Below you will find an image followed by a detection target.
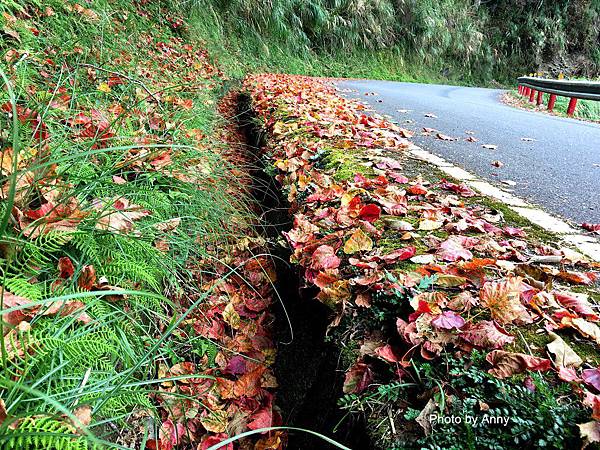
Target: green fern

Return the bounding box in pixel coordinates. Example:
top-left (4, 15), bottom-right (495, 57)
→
top-left (2, 276), bottom-right (44, 300)
top-left (0, 416), bottom-right (92, 450)
top-left (11, 232), bottom-right (72, 276)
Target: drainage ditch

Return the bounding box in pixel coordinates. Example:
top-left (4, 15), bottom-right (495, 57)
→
top-left (236, 92), bottom-right (371, 449)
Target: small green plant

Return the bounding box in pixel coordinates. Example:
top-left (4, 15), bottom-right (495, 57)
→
top-left (407, 353), bottom-right (586, 450)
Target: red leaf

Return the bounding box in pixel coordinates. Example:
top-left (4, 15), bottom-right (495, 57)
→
top-left (460, 320), bottom-right (514, 349)
top-left (375, 344), bottom-right (400, 362)
top-left (440, 179), bottom-right (476, 197)
top-left (381, 246), bottom-right (416, 263)
top-left (57, 257), bottom-right (75, 279)
top-left (358, 204), bottom-right (381, 223)
top-left (248, 407), bottom-right (273, 430)
top-left (407, 184), bottom-right (428, 195)
top-left (198, 434), bottom-right (234, 450)
top-left (504, 226), bottom-right (526, 237)
top-left (24, 203), bottom-right (54, 220)
top-left (554, 291), bottom-right (599, 320)
top-left (558, 366), bottom-right (581, 382)
top-left (436, 237), bottom-right (473, 262)
top-left (343, 362), bottom-right (373, 394)
top-left (582, 223), bottom-right (600, 233)
top-left (77, 265), bottom-right (96, 291)
top-left (311, 245), bottom-right (340, 270)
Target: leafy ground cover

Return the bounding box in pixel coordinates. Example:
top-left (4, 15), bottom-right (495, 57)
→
top-left (244, 73), bottom-right (600, 449)
top-left (0, 1), bottom-right (282, 449)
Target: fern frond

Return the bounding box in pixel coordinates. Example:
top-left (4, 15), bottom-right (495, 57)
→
top-left (0, 416), bottom-right (91, 450)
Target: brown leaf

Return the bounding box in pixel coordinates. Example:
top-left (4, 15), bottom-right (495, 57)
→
top-left (1, 289), bottom-right (31, 329)
top-left (479, 277), bottom-right (532, 324)
top-left (0, 398), bottom-right (6, 426)
top-left (73, 405), bottom-right (92, 428)
top-left (486, 350), bottom-right (552, 378)
top-left (94, 197), bottom-right (149, 232)
top-left (77, 265), bottom-right (96, 291)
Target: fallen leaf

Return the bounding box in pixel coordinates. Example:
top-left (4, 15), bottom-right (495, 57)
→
top-left (375, 344), bottom-right (400, 362)
top-left (480, 277), bottom-right (532, 324)
top-left (416, 399), bottom-right (437, 435)
top-left (486, 350), bottom-right (552, 378)
top-left (73, 405), bottom-right (92, 428)
top-left (311, 245), bottom-right (341, 270)
top-left (97, 82), bottom-right (111, 93)
top-left (583, 368), bottom-right (600, 392)
top-left (0, 399), bottom-right (6, 426)
top-left (579, 421), bottom-right (600, 447)
top-left (431, 311), bottom-right (466, 330)
top-left (436, 133), bottom-right (456, 141)
top-left (460, 320), bottom-right (514, 349)
top-left (343, 361), bottom-right (373, 394)
top-left (358, 204), bottom-right (381, 222)
top-left (546, 332), bottom-right (583, 368)
top-left (436, 236), bottom-right (473, 262)
top-left (57, 257), bottom-right (75, 279)
top-left (419, 219), bottom-right (443, 231)
top-left (582, 223), bottom-right (600, 233)
top-left (344, 229), bottom-right (373, 254)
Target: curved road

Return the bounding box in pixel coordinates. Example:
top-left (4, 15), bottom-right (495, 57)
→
top-left (336, 79), bottom-right (600, 224)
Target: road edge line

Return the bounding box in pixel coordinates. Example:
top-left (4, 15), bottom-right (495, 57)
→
top-left (408, 147), bottom-right (600, 262)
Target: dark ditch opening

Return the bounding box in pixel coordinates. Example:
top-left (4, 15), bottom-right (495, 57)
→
top-left (236, 92), bottom-right (371, 450)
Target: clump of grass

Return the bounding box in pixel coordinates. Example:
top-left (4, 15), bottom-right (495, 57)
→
top-left (0, 0), bottom-right (256, 447)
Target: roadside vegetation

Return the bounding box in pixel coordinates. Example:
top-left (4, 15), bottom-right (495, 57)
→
top-left (0, 1), bottom-right (279, 449)
top-left (505, 90), bottom-right (600, 122)
top-left (188, 0), bottom-right (600, 85)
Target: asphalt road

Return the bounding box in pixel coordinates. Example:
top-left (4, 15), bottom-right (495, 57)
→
top-left (336, 79), bottom-right (600, 224)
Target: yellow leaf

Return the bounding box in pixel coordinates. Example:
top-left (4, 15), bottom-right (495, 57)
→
top-left (97, 82), bottom-right (111, 93)
top-left (222, 302), bottom-right (240, 329)
top-left (344, 229), bottom-right (373, 254)
top-left (200, 409), bottom-right (228, 433)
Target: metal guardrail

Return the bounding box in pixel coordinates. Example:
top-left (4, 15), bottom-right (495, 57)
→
top-left (516, 75), bottom-right (600, 116)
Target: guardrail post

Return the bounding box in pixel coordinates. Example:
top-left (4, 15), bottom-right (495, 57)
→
top-left (536, 90), bottom-right (543, 106)
top-left (529, 89), bottom-right (536, 103)
top-left (567, 97), bottom-right (578, 116)
top-left (547, 94), bottom-right (557, 112)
